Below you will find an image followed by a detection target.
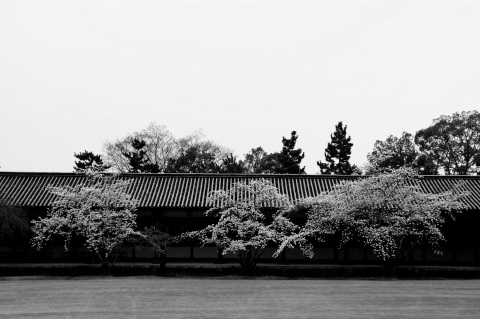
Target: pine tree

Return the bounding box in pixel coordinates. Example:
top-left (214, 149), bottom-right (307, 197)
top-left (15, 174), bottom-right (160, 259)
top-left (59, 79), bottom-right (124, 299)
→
top-left (317, 122), bottom-right (358, 175)
top-left (261, 131), bottom-right (305, 174)
top-left (122, 139), bottom-right (160, 173)
top-left (74, 151), bottom-right (110, 172)
top-left (280, 131), bottom-right (306, 174)
top-left (220, 154), bottom-right (246, 173)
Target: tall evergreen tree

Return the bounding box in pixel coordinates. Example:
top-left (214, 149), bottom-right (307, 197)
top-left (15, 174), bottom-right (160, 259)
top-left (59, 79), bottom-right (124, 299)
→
top-left (74, 151), bottom-right (110, 172)
top-left (261, 131), bottom-right (305, 174)
top-left (318, 122), bottom-right (358, 175)
top-left (280, 131), bottom-right (306, 174)
top-left (122, 139), bottom-right (160, 173)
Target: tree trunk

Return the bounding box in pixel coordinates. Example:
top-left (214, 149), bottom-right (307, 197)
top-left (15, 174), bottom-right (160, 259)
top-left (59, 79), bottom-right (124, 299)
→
top-left (382, 259), bottom-right (398, 277)
top-left (238, 248), bottom-right (257, 276)
top-left (159, 252), bottom-right (167, 272)
top-left (98, 251), bottom-right (112, 276)
top-left (382, 249), bottom-right (407, 277)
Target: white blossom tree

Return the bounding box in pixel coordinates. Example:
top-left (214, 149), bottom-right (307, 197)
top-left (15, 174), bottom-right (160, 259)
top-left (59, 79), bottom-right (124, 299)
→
top-left (277, 168), bottom-right (466, 276)
top-left (31, 172), bottom-right (142, 274)
top-left (273, 194), bottom-right (340, 260)
top-left (186, 180), bottom-right (297, 274)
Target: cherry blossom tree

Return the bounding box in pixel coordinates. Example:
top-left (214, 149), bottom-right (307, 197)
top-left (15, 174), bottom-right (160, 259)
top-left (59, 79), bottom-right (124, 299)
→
top-left (273, 194), bottom-right (340, 260)
top-left (277, 168), bottom-right (466, 276)
top-left (31, 172), bottom-right (142, 274)
top-left (186, 180), bottom-right (297, 274)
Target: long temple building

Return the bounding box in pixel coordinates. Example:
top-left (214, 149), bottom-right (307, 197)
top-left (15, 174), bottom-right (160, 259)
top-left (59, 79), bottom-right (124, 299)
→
top-left (1, 172), bottom-right (479, 265)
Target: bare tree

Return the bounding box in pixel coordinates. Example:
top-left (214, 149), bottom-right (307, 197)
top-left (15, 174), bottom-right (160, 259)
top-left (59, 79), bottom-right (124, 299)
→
top-left (103, 123), bottom-right (176, 172)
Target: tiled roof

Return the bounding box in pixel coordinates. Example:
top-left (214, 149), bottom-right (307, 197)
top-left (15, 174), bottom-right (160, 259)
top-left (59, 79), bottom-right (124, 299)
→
top-left (0, 172), bottom-right (479, 209)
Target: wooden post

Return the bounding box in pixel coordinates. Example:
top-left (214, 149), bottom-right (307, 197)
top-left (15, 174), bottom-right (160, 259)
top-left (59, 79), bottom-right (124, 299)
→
top-left (334, 246), bottom-right (339, 261)
top-left (344, 246), bottom-right (349, 262)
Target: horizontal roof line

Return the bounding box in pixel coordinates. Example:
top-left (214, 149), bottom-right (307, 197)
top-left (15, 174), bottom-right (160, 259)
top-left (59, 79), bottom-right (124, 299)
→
top-left (1, 172), bottom-right (480, 209)
top-left (0, 172), bottom-right (359, 178)
top-left (1, 171), bottom-right (479, 179)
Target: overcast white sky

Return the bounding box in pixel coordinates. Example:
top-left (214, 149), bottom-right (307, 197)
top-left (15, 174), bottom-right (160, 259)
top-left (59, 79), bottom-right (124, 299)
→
top-left (1, 0), bottom-right (479, 174)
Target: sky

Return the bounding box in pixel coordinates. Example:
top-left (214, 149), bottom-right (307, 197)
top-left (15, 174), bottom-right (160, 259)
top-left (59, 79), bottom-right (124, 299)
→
top-left (1, 0), bottom-right (479, 174)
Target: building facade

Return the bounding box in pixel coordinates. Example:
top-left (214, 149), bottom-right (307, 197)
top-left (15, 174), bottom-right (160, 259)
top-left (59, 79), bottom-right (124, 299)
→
top-left (0, 172), bottom-right (479, 265)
